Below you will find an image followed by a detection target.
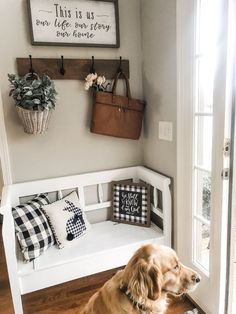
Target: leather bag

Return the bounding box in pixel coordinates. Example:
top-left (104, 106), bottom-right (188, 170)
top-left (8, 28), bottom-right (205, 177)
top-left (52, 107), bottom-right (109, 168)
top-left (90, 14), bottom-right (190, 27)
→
top-left (90, 72), bottom-right (145, 140)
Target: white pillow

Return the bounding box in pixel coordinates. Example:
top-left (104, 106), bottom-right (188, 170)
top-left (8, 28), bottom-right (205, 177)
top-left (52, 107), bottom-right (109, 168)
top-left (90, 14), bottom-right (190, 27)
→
top-left (42, 191), bottom-right (91, 249)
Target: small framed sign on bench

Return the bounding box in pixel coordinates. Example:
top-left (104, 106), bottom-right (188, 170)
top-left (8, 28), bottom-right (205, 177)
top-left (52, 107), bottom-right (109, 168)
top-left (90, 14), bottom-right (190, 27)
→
top-left (111, 181), bottom-right (151, 227)
top-left (27, 0), bottom-right (120, 47)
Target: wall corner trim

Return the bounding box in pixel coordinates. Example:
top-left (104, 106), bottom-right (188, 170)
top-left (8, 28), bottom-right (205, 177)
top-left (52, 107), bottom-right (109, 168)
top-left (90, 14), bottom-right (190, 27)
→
top-left (0, 90), bottom-right (12, 185)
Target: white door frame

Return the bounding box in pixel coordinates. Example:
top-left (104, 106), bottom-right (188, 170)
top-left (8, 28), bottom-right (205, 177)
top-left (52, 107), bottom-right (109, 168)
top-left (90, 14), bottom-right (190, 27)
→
top-left (225, 32), bottom-right (236, 311)
top-left (176, 0), bottom-right (195, 261)
top-left (225, 1), bottom-right (236, 311)
top-left (226, 87), bottom-right (236, 314)
top-left (0, 90), bottom-right (12, 187)
top-left (176, 0), bottom-right (231, 313)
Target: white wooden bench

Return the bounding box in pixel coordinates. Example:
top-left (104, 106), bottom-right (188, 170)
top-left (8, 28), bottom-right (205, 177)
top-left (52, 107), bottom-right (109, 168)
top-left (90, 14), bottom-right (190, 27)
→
top-left (1, 166), bottom-right (171, 314)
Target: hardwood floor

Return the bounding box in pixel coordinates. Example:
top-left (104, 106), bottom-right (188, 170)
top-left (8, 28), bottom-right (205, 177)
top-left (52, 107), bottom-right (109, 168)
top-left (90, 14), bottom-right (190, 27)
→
top-left (0, 225), bottom-right (198, 314)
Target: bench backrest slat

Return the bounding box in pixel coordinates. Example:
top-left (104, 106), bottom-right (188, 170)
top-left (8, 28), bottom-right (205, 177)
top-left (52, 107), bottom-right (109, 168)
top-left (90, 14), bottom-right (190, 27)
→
top-left (1, 166), bottom-right (171, 235)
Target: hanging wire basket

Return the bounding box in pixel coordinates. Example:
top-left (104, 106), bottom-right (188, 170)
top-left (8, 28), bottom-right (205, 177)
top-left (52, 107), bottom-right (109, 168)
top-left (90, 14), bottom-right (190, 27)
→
top-left (16, 106), bottom-right (52, 134)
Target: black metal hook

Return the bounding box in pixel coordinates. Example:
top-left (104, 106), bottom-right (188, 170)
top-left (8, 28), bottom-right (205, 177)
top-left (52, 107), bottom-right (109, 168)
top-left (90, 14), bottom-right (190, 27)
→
top-left (117, 56), bottom-right (122, 73)
top-left (90, 56), bottom-right (95, 74)
top-left (29, 55), bottom-right (34, 74)
top-left (60, 55), bottom-right (65, 75)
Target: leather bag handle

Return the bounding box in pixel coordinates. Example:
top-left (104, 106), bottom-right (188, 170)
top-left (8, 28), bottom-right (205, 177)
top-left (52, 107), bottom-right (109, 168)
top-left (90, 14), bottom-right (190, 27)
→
top-left (112, 71), bottom-right (132, 99)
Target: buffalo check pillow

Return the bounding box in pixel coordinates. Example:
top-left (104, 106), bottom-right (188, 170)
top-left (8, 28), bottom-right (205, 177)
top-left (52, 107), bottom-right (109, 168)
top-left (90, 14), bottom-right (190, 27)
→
top-left (41, 191), bottom-right (91, 249)
top-left (12, 194), bottom-right (54, 262)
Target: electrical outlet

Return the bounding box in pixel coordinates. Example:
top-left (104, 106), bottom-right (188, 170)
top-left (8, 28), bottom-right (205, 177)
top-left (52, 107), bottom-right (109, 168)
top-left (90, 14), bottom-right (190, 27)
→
top-left (158, 121), bottom-right (173, 141)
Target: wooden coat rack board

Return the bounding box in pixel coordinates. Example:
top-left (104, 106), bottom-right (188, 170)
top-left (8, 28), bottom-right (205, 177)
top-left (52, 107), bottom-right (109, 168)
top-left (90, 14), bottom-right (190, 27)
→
top-left (16, 58), bottom-right (129, 80)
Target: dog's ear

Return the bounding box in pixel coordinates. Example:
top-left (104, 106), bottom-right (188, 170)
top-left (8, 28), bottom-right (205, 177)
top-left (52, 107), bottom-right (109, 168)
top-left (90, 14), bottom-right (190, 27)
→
top-left (127, 259), bottom-right (163, 302)
top-left (147, 262), bottom-right (163, 300)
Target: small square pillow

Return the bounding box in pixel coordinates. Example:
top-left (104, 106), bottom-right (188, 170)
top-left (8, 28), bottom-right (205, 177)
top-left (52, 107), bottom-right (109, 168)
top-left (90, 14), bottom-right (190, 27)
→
top-left (12, 194), bottom-right (54, 262)
top-left (41, 191), bottom-right (91, 249)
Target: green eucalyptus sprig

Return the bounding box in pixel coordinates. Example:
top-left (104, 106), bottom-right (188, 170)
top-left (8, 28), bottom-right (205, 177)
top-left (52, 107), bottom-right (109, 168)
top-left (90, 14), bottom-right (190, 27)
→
top-left (8, 73), bottom-right (57, 111)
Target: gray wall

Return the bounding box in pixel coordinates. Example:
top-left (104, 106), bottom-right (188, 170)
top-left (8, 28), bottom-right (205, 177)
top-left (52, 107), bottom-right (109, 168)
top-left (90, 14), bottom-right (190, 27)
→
top-left (0, 0), bottom-right (178, 243)
top-left (0, 0), bottom-right (143, 183)
top-left (0, 164), bottom-right (3, 192)
top-left (141, 0), bottom-right (177, 244)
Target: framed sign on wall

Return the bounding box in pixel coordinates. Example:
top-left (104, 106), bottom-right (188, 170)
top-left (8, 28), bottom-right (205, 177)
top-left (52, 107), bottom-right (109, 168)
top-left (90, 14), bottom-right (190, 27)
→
top-left (27, 0), bottom-right (120, 48)
top-left (111, 181), bottom-right (151, 227)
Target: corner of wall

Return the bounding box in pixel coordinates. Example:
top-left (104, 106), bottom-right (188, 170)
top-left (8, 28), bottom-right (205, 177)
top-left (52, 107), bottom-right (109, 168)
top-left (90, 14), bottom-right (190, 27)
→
top-left (140, 0), bottom-right (178, 248)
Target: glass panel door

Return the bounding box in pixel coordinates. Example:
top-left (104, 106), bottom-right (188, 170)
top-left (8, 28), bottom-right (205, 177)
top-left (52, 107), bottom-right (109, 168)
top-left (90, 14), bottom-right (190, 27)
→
top-left (192, 0), bottom-right (217, 276)
top-left (177, 0), bottom-right (233, 312)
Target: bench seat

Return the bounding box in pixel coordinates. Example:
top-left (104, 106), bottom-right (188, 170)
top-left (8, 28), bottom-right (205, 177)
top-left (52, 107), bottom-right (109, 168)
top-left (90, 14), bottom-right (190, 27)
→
top-left (18, 221), bottom-right (164, 294)
top-left (1, 166), bottom-right (171, 313)
top-left (19, 220), bottom-right (163, 275)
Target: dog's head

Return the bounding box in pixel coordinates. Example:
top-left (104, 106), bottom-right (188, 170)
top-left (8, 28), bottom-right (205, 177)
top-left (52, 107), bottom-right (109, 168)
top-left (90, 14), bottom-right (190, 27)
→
top-left (121, 244), bottom-right (200, 303)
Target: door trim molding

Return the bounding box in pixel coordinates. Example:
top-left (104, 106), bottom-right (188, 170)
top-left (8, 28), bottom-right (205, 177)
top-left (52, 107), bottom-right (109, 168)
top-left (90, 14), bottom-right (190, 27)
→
top-left (225, 1), bottom-right (236, 311)
top-left (176, 0), bottom-right (195, 261)
top-left (0, 90), bottom-right (12, 186)
top-left (225, 66), bottom-right (236, 314)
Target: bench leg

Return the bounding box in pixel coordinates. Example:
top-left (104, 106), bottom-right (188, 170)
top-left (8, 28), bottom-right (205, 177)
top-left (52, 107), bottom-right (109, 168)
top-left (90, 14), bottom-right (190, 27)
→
top-left (2, 211), bottom-right (24, 314)
top-left (11, 289), bottom-right (24, 314)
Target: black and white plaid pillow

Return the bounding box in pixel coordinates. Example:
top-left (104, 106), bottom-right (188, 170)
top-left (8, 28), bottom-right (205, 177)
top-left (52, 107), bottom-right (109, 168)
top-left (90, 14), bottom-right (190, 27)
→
top-left (12, 194), bottom-right (54, 262)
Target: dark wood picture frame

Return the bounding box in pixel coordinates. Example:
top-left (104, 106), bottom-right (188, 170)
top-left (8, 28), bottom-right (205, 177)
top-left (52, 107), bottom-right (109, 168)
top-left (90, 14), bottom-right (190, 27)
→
top-left (111, 181), bottom-right (151, 227)
top-left (27, 0), bottom-right (120, 48)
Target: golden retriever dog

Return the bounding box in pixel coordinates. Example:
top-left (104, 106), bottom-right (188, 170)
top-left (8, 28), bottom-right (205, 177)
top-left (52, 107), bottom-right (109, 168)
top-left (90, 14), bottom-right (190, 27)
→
top-left (81, 244), bottom-right (201, 314)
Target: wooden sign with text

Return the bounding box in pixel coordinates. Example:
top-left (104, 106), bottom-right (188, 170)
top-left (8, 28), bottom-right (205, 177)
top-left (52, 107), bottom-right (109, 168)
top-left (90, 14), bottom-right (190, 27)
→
top-left (111, 181), bottom-right (151, 227)
top-left (27, 0), bottom-right (120, 47)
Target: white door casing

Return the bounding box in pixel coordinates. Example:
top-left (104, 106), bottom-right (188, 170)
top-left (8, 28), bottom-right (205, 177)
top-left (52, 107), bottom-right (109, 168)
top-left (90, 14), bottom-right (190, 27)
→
top-left (0, 90), bottom-right (12, 195)
top-left (226, 3), bottom-right (236, 309)
top-left (227, 94), bottom-right (236, 314)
